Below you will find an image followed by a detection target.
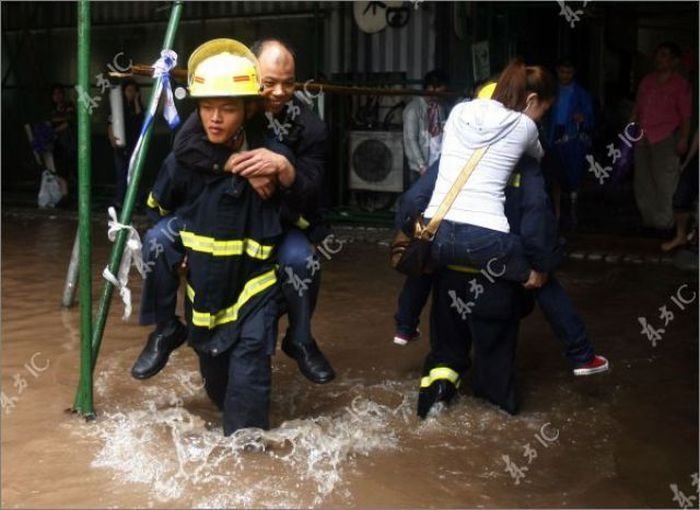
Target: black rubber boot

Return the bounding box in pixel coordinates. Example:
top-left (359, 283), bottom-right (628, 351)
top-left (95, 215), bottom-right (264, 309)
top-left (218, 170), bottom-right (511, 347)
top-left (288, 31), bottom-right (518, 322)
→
top-left (417, 379), bottom-right (457, 419)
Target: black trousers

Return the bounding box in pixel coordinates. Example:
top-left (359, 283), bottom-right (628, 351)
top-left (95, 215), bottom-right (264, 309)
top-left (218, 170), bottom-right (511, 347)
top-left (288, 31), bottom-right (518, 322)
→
top-left (425, 268), bottom-right (524, 415)
top-left (196, 299), bottom-right (278, 435)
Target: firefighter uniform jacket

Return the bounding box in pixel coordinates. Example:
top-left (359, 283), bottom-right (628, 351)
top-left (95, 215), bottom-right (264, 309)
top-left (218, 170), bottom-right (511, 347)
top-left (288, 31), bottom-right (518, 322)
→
top-left (173, 96), bottom-right (330, 242)
top-left (149, 132), bottom-right (293, 355)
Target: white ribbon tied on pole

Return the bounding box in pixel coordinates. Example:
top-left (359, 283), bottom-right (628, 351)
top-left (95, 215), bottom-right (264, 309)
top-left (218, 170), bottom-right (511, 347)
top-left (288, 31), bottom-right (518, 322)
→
top-left (103, 207), bottom-right (147, 320)
top-left (127, 49), bottom-right (180, 184)
top-left (152, 49), bottom-right (181, 129)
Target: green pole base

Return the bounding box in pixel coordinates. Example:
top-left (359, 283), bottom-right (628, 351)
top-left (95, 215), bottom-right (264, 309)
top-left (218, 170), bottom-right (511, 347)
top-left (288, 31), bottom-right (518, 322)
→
top-left (70, 408), bottom-right (96, 419)
top-left (71, 374), bottom-right (94, 417)
top-left (67, 406), bottom-right (96, 421)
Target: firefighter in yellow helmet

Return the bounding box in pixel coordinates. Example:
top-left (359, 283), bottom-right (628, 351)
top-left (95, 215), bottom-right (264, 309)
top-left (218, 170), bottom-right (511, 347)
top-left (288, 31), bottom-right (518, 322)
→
top-left (136, 39), bottom-right (336, 388)
top-left (186, 39), bottom-right (261, 145)
top-left (174, 39), bottom-right (336, 387)
top-left (395, 78), bottom-right (607, 419)
top-left (137, 39), bottom-right (297, 435)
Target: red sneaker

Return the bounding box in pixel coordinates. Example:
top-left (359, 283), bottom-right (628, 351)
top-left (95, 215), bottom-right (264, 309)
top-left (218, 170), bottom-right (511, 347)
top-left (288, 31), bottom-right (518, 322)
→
top-left (573, 355), bottom-right (609, 376)
top-left (393, 330), bottom-right (420, 346)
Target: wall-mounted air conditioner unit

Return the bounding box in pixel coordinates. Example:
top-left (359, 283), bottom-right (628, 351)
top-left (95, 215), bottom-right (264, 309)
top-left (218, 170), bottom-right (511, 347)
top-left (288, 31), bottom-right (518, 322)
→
top-left (348, 131), bottom-right (404, 192)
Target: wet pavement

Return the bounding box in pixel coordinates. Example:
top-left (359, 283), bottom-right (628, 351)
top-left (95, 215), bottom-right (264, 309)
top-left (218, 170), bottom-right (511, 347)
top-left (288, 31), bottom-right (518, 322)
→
top-left (1, 212), bottom-right (698, 509)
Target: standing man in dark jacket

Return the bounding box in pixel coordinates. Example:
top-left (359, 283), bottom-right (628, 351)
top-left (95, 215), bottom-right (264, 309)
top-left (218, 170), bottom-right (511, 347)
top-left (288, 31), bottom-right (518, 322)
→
top-left (132, 38), bottom-right (335, 385)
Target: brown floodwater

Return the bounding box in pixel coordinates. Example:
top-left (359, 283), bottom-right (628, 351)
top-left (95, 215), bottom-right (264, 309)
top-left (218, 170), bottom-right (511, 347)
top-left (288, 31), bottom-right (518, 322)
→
top-left (1, 213), bottom-right (698, 508)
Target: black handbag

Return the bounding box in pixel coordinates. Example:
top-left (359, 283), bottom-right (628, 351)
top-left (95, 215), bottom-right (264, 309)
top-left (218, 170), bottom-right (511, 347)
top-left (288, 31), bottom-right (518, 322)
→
top-left (390, 146), bottom-right (489, 276)
top-left (390, 216), bottom-right (434, 276)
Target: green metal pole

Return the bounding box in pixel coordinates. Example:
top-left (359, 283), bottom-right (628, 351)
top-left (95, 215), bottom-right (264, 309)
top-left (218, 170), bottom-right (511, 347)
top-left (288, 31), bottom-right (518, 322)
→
top-left (88, 0), bottom-right (183, 371)
top-left (72, 0), bottom-right (94, 417)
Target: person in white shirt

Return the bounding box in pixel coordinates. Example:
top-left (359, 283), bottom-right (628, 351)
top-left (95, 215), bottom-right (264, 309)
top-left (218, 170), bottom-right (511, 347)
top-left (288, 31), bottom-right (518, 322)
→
top-left (402, 69), bottom-right (449, 182)
top-left (424, 59), bottom-right (556, 289)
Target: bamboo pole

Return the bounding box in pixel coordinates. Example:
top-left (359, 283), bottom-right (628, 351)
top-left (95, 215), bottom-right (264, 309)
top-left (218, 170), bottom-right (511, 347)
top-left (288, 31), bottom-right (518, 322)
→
top-left (87, 0), bottom-right (183, 374)
top-left (109, 65), bottom-right (461, 98)
top-left (72, 0), bottom-right (94, 418)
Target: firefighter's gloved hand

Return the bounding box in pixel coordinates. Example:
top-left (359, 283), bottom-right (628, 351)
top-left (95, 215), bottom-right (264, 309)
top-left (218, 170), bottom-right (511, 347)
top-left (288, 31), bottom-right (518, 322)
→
top-left (417, 379), bottom-right (457, 419)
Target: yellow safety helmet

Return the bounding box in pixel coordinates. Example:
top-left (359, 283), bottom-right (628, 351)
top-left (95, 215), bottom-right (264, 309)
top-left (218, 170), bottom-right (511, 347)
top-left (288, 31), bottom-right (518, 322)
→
top-left (187, 38), bottom-right (261, 98)
top-left (477, 81), bottom-right (497, 100)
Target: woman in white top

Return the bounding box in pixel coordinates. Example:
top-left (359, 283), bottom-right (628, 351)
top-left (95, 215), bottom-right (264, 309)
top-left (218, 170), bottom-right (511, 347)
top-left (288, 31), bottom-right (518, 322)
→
top-left (425, 59), bottom-right (556, 288)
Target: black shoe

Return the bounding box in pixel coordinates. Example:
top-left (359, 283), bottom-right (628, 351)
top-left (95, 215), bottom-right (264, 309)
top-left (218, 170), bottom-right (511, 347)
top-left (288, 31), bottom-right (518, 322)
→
top-left (281, 336), bottom-right (335, 384)
top-left (417, 379), bottom-right (457, 419)
top-left (131, 319), bottom-right (187, 380)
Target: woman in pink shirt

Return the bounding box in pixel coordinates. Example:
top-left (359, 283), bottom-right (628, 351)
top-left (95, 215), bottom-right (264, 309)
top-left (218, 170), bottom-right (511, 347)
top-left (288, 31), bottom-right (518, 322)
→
top-left (631, 41), bottom-right (692, 232)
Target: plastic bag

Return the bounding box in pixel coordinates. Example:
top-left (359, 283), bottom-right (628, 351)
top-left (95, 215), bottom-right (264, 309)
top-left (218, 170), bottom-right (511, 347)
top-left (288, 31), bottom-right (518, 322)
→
top-left (38, 170), bottom-right (65, 208)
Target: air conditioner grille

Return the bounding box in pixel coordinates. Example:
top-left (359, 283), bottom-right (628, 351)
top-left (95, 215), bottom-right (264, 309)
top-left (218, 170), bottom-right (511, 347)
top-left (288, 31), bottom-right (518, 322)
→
top-left (349, 131), bottom-right (404, 192)
top-left (352, 139), bottom-right (395, 183)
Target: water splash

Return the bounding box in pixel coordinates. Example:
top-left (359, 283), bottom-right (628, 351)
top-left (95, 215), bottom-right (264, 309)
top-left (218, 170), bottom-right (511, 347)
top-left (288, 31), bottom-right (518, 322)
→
top-left (74, 367), bottom-right (619, 507)
top-left (75, 378), bottom-right (412, 508)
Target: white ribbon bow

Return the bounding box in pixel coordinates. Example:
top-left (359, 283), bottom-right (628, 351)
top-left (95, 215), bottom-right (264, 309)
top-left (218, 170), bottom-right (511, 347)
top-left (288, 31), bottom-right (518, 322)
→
top-left (152, 49), bottom-right (180, 129)
top-left (127, 49), bottom-right (180, 185)
top-left (102, 207), bottom-right (147, 320)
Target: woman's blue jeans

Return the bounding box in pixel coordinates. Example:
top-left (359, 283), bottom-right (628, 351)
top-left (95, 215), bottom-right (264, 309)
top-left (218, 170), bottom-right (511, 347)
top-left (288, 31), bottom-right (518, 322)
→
top-left (431, 221), bottom-right (532, 283)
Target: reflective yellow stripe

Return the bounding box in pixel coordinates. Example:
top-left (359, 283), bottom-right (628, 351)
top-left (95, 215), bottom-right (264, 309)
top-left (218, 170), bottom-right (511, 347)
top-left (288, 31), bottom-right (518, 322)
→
top-left (295, 216), bottom-right (310, 230)
top-left (180, 230), bottom-right (273, 260)
top-left (447, 264), bottom-right (480, 274)
top-left (187, 269), bottom-right (277, 329)
top-left (508, 172), bottom-right (521, 188)
top-left (429, 367), bottom-right (461, 386)
top-left (147, 192), bottom-right (170, 216)
top-left (419, 366), bottom-right (461, 388)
